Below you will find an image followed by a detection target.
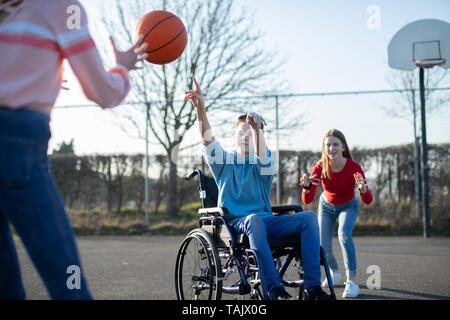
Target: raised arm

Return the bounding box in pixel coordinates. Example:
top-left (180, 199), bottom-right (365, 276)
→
top-left (184, 77), bottom-right (213, 146)
top-left (246, 112), bottom-right (268, 158)
top-left (67, 37), bottom-right (147, 108)
top-left (54, 2), bottom-right (147, 109)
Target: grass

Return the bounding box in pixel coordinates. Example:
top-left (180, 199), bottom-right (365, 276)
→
top-left (65, 200), bottom-right (449, 236)
top-left (68, 202), bottom-right (203, 236)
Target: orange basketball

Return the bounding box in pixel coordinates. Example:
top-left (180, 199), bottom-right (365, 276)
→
top-left (135, 10), bottom-right (187, 65)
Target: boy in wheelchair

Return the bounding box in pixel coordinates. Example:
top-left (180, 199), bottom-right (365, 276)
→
top-left (184, 77), bottom-right (331, 300)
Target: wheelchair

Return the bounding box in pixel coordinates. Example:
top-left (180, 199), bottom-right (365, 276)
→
top-left (175, 168), bottom-right (336, 300)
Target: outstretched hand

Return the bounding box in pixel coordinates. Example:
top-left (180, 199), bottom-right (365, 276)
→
top-left (300, 170), bottom-right (319, 188)
top-left (354, 172), bottom-right (367, 194)
top-left (110, 35), bottom-right (148, 71)
top-left (184, 76), bottom-right (205, 110)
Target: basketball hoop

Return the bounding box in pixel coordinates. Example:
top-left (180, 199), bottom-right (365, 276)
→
top-left (414, 58), bottom-right (446, 69)
top-left (387, 19), bottom-right (450, 239)
top-left (388, 19), bottom-right (450, 71)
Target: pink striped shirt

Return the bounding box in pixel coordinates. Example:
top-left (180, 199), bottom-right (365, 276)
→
top-left (0, 0), bottom-right (130, 115)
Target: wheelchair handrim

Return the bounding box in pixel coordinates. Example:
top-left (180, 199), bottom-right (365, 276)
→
top-left (175, 229), bottom-right (222, 300)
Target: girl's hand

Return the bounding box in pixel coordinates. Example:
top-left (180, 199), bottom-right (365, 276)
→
top-left (300, 171), bottom-right (318, 188)
top-left (246, 112), bottom-right (267, 130)
top-left (354, 172), bottom-right (367, 194)
top-left (184, 76), bottom-right (205, 110)
top-left (110, 35), bottom-right (148, 71)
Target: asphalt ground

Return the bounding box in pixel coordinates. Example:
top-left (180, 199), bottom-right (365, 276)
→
top-left (12, 235), bottom-right (450, 300)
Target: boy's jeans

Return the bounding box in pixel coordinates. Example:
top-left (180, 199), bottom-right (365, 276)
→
top-left (318, 193), bottom-right (359, 278)
top-left (0, 108), bottom-right (92, 299)
top-left (227, 211), bottom-right (322, 294)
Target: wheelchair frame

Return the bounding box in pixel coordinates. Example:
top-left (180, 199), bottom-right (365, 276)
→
top-left (175, 169), bottom-right (336, 300)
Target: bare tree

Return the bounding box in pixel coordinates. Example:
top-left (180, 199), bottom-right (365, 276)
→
top-left (385, 67), bottom-right (450, 121)
top-left (98, 0), bottom-right (288, 217)
top-left (385, 67), bottom-right (450, 218)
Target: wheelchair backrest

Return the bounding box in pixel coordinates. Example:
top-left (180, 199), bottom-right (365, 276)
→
top-left (197, 171), bottom-right (219, 208)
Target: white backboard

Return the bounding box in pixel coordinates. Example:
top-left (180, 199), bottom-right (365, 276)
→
top-left (388, 19), bottom-right (450, 70)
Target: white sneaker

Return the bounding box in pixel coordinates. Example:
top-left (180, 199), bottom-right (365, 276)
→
top-left (321, 270), bottom-right (341, 288)
top-left (342, 280), bottom-right (359, 298)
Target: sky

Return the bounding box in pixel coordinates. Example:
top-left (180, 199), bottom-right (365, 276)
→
top-left (50, 0), bottom-right (450, 155)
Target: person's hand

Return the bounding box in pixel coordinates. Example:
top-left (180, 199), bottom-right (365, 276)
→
top-left (110, 35), bottom-right (148, 71)
top-left (300, 170), bottom-right (315, 187)
top-left (246, 112), bottom-right (267, 130)
top-left (354, 172), bottom-right (367, 194)
top-left (184, 76), bottom-right (205, 110)
top-left (300, 171), bottom-right (320, 189)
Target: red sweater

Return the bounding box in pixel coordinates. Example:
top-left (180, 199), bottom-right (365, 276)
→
top-left (302, 159), bottom-right (373, 206)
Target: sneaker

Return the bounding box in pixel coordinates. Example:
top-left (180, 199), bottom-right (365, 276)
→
top-left (342, 280), bottom-right (359, 298)
top-left (305, 286), bottom-right (332, 300)
top-left (269, 286), bottom-right (295, 300)
top-left (321, 270), bottom-right (341, 288)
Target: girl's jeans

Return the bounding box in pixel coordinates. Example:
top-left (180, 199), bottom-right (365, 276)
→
top-left (0, 108), bottom-right (92, 299)
top-left (318, 193), bottom-right (359, 278)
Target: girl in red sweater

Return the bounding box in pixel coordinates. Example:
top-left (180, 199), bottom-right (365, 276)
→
top-left (301, 129), bottom-right (373, 298)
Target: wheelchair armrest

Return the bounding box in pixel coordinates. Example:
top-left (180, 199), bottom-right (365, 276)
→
top-left (271, 205), bottom-right (303, 216)
top-left (198, 207), bottom-right (229, 217)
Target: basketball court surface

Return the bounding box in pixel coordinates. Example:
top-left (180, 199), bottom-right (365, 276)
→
top-left (13, 235), bottom-right (450, 300)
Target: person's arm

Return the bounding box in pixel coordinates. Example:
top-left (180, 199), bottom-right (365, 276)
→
top-left (354, 169), bottom-right (373, 205)
top-left (53, 1), bottom-right (147, 108)
top-left (185, 76), bottom-right (227, 179)
top-left (246, 112), bottom-right (268, 159)
top-left (67, 50), bottom-right (131, 108)
top-left (301, 165), bottom-right (321, 204)
top-left (184, 76), bottom-right (213, 146)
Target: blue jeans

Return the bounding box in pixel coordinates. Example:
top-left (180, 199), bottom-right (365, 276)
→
top-left (0, 108), bottom-right (92, 299)
top-left (318, 193), bottom-right (359, 278)
top-left (227, 211), bottom-right (321, 294)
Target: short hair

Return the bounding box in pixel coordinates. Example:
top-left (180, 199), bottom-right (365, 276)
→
top-left (236, 113), bottom-right (264, 130)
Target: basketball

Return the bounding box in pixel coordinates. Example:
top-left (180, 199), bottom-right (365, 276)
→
top-left (135, 10), bottom-right (187, 65)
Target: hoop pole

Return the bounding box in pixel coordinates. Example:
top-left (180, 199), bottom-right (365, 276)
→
top-left (419, 68), bottom-right (430, 238)
top-left (412, 89), bottom-right (421, 219)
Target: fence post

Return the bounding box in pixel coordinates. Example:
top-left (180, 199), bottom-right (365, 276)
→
top-left (145, 102), bottom-right (151, 228)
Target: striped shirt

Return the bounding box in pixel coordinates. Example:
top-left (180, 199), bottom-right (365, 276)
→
top-left (0, 0), bottom-right (130, 115)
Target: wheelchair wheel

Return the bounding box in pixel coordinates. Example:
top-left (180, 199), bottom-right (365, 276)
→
top-left (175, 229), bottom-right (223, 300)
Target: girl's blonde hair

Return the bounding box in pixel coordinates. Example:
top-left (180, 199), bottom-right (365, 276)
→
top-left (320, 129), bottom-right (352, 180)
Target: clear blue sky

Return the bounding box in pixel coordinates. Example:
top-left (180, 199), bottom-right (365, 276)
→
top-left (51, 0), bottom-right (450, 155)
